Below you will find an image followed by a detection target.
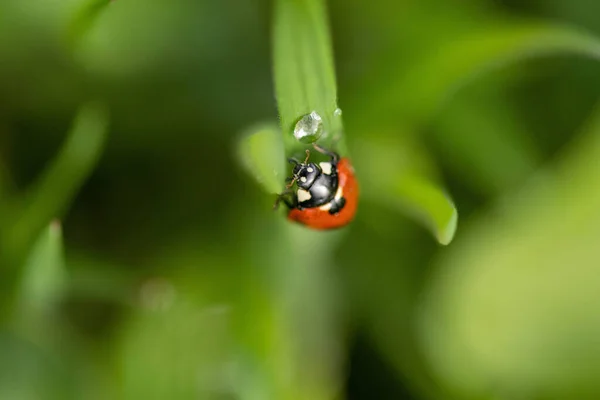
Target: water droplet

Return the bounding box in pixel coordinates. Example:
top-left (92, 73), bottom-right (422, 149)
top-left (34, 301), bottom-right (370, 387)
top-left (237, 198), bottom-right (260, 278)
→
top-left (293, 111), bottom-right (323, 143)
top-left (334, 108), bottom-right (342, 117)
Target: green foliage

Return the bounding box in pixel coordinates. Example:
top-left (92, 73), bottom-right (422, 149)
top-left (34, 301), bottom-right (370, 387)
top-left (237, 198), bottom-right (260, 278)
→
top-left (378, 22), bottom-right (600, 126)
top-left (355, 137), bottom-right (457, 245)
top-left (419, 107), bottom-right (600, 399)
top-left (2, 0), bottom-right (600, 399)
top-left (19, 221), bottom-right (66, 317)
top-left (1, 103), bottom-right (109, 268)
top-left (237, 124), bottom-right (285, 194)
top-left (67, 0), bottom-right (112, 45)
top-left (243, 0), bottom-right (459, 244)
top-left (273, 0), bottom-right (341, 152)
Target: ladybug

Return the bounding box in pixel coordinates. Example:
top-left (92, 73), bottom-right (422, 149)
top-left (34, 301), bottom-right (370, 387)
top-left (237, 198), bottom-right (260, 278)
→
top-left (274, 144), bottom-right (359, 230)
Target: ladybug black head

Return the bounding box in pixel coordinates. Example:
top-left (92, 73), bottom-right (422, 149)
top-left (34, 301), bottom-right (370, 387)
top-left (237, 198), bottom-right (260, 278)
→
top-left (292, 162), bottom-right (320, 189)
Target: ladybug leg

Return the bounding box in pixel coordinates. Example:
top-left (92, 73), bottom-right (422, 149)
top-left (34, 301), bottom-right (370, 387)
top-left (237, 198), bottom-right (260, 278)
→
top-left (273, 189), bottom-right (297, 210)
top-left (288, 149), bottom-right (310, 165)
top-left (312, 143), bottom-right (340, 164)
top-left (328, 196), bottom-right (346, 215)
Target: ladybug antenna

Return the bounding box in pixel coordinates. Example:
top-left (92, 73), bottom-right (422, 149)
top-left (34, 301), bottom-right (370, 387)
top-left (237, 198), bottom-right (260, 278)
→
top-left (312, 143), bottom-right (339, 162)
top-left (303, 149), bottom-right (310, 164)
top-left (286, 176), bottom-right (297, 189)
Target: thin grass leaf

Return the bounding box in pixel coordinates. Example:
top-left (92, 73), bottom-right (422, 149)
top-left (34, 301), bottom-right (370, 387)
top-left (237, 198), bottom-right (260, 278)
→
top-left (389, 176), bottom-right (457, 246)
top-left (237, 123), bottom-right (285, 194)
top-left (262, 8), bottom-right (347, 394)
top-left (10, 221), bottom-right (69, 353)
top-left (2, 103), bottom-right (109, 267)
top-left (368, 22), bottom-right (600, 127)
top-left (19, 221), bottom-right (66, 315)
top-left (356, 138), bottom-right (458, 245)
top-left (273, 0), bottom-right (344, 155)
top-left (240, 0), bottom-right (345, 194)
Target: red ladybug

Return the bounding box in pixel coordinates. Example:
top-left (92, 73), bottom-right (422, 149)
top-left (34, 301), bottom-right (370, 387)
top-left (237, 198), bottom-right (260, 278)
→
top-left (274, 145), bottom-right (359, 230)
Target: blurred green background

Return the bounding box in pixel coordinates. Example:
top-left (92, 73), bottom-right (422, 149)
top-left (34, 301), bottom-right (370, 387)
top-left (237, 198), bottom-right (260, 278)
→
top-left (2, 0), bottom-right (600, 399)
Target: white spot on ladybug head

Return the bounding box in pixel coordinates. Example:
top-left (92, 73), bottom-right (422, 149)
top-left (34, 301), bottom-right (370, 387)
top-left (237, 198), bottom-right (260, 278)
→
top-left (307, 167), bottom-right (314, 173)
top-left (300, 176), bottom-right (307, 183)
top-left (319, 162), bottom-right (332, 175)
top-left (297, 188), bottom-right (312, 202)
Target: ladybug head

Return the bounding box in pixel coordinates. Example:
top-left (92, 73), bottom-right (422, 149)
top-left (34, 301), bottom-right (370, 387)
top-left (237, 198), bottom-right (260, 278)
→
top-left (292, 162), bottom-right (320, 189)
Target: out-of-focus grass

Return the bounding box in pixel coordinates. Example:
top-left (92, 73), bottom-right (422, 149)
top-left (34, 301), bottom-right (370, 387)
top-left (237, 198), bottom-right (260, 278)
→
top-left (419, 105), bottom-right (600, 399)
top-left (1, 0), bottom-right (600, 399)
top-left (353, 136), bottom-right (457, 245)
top-left (237, 123), bottom-right (285, 194)
top-left (0, 103), bottom-right (108, 270)
top-left (18, 221), bottom-right (66, 320)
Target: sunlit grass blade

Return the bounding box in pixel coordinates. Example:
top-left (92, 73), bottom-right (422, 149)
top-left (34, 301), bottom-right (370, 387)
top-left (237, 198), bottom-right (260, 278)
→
top-left (3, 103), bottom-right (109, 266)
top-left (273, 0), bottom-right (343, 154)
top-left (356, 138), bottom-right (457, 245)
top-left (19, 221), bottom-right (66, 315)
top-left (254, 2), bottom-right (348, 392)
top-left (237, 123), bottom-right (285, 194)
top-left (373, 23), bottom-right (600, 126)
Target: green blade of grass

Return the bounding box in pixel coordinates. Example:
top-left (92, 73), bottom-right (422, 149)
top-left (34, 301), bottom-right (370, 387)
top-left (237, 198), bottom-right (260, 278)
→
top-left (389, 176), bottom-right (457, 246)
top-left (19, 221), bottom-right (66, 317)
top-left (235, 220), bottom-right (344, 400)
top-left (361, 22), bottom-right (600, 128)
top-left (237, 123), bottom-right (285, 194)
top-left (2, 103), bottom-right (109, 267)
top-left (273, 0), bottom-right (343, 154)
top-left (10, 221), bottom-right (69, 354)
top-left (356, 137), bottom-right (458, 245)
top-left (238, 0), bottom-right (344, 193)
